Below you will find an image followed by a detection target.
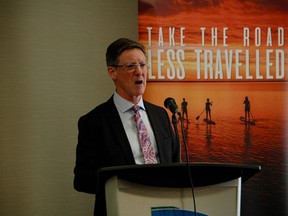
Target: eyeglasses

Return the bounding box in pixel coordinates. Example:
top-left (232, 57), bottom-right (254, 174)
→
top-left (112, 63), bottom-right (150, 72)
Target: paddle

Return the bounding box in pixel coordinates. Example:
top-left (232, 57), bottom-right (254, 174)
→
top-left (196, 108), bottom-right (205, 120)
top-left (250, 111), bottom-right (255, 122)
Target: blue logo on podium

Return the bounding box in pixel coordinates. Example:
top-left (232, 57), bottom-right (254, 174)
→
top-left (151, 207), bottom-right (208, 216)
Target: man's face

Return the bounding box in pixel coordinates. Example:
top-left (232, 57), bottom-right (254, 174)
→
top-left (108, 48), bottom-right (148, 103)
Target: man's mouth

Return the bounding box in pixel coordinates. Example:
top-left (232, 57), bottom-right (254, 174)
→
top-left (135, 80), bottom-right (143, 84)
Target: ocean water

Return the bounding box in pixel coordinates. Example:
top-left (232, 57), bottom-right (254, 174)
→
top-left (144, 81), bottom-right (288, 215)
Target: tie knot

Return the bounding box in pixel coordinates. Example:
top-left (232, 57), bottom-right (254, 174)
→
top-left (132, 105), bottom-right (140, 113)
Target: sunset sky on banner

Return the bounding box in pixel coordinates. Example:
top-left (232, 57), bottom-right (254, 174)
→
top-left (138, 0), bottom-right (288, 81)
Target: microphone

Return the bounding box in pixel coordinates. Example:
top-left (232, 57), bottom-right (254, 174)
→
top-left (164, 97), bottom-right (181, 116)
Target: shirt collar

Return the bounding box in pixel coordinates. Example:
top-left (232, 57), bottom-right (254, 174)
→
top-left (113, 91), bottom-right (145, 113)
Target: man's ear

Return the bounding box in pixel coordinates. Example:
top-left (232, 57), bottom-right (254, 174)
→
top-left (108, 66), bottom-right (117, 80)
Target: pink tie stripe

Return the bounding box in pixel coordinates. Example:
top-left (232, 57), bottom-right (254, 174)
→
top-left (132, 106), bottom-right (157, 164)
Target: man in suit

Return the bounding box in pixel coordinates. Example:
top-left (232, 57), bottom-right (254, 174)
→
top-left (73, 38), bottom-right (180, 215)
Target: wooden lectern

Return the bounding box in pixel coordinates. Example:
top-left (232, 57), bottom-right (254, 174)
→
top-left (98, 163), bottom-right (260, 216)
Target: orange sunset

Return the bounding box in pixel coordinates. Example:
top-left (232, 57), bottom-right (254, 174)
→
top-left (139, 1), bottom-right (288, 215)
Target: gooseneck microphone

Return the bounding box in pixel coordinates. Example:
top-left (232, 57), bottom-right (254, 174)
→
top-left (164, 97), bottom-right (197, 216)
top-left (164, 97), bottom-right (181, 116)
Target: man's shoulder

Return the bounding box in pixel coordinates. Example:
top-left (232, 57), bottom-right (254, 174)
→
top-left (144, 100), bottom-right (165, 111)
top-left (144, 100), bottom-right (168, 117)
top-left (79, 97), bottom-right (114, 120)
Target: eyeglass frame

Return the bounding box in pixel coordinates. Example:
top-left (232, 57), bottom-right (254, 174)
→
top-left (111, 63), bottom-right (151, 72)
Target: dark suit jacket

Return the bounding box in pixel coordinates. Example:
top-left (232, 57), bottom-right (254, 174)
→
top-left (73, 96), bottom-right (179, 215)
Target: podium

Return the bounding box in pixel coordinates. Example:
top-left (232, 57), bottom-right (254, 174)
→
top-left (98, 163), bottom-right (260, 216)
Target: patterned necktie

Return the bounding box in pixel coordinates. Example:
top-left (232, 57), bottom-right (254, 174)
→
top-left (132, 105), bottom-right (157, 164)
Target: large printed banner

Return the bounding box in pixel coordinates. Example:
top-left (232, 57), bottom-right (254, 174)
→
top-left (138, 1), bottom-right (288, 216)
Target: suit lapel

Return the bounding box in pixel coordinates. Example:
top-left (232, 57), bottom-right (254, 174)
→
top-left (106, 97), bottom-right (135, 164)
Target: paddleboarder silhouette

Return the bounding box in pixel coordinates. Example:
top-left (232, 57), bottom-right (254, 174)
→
top-left (205, 98), bottom-right (213, 120)
top-left (243, 96), bottom-right (251, 122)
top-left (181, 98), bottom-right (188, 120)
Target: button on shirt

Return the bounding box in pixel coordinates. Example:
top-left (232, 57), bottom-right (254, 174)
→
top-left (113, 92), bottom-right (159, 164)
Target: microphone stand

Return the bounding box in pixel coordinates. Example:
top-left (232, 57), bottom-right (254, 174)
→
top-left (178, 114), bottom-right (197, 216)
top-left (171, 113), bottom-right (181, 162)
top-left (179, 114), bottom-right (188, 162)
